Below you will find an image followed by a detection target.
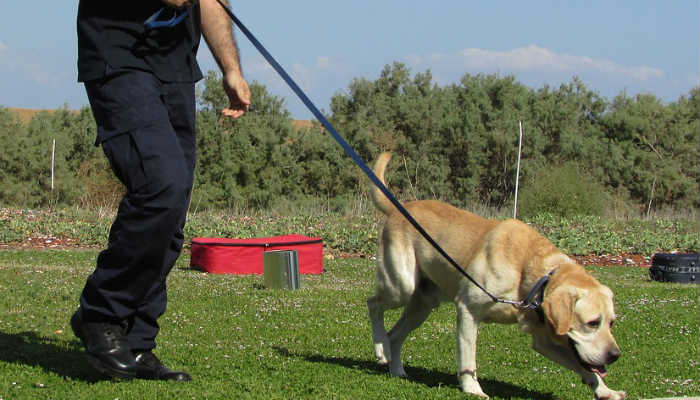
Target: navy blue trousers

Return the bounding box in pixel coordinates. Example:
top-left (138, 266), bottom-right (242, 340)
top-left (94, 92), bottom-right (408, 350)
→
top-left (80, 70), bottom-right (196, 351)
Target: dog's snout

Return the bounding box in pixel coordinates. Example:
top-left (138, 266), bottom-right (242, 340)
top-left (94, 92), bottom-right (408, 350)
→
top-left (606, 347), bottom-right (621, 364)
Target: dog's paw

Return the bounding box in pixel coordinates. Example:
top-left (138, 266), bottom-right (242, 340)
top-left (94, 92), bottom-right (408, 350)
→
top-left (460, 376), bottom-right (488, 398)
top-left (374, 343), bottom-right (390, 365)
top-left (464, 389), bottom-right (489, 399)
top-left (595, 389), bottom-right (626, 400)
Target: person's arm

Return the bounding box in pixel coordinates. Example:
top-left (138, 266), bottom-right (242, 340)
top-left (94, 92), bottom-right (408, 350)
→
top-left (200, 0), bottom-right (251, 118)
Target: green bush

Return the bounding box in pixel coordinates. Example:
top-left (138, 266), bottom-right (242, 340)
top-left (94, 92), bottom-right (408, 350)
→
top-left (1, 70), bottom-right (698, 214)
top-left (517, 162), bottom-right (611, 218)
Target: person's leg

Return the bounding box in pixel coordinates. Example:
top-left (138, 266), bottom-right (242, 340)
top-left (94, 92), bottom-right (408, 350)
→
top-left (74, 71), bottom-right (193, 381)
top-left (126, 79), bottom-right (197, 352)
top-left (80, 91), bottom-right (192, 327)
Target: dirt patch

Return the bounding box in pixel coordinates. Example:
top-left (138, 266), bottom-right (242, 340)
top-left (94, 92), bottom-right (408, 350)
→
top-left (572, 253), bottom-right (651, 268)
top-left (0, 237), bottom-right (652, 268)
top-left (0, 236), bottom-right (96, 250)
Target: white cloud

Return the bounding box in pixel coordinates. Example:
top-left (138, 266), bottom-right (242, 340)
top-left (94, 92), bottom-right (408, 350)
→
top-left (316, 56), bottom-right (331, 69)
top-left (409, 44), bottom-right (663, 82)
top-left (291, 62), bottom-right (313, 91)
top-left (0, 40), bottom-right (61, 88)
top-left (241, 54), bottom-right (353, 95)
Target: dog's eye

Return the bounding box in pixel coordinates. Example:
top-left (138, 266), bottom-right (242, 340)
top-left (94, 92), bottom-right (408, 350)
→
top-left (587, 318), bottom-right (601, 329)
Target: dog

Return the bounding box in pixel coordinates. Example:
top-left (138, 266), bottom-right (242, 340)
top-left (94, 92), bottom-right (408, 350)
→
top-left (367, 152), bottom-right (625, 400)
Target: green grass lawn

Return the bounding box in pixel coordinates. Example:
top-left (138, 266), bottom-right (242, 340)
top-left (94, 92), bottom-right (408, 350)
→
top-left (0, 249), bottom-right (698, 399)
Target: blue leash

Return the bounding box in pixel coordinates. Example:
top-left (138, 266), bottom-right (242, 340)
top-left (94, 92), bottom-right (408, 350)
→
top-left (214, 0), bottom-right (548, 310)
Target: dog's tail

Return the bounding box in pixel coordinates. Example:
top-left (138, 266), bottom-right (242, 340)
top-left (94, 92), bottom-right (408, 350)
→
top-left (370, 152), bottom-right (395, 216)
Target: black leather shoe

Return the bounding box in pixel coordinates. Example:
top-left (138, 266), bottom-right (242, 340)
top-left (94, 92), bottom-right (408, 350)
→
top-left (133, 350), bottom-right (192, 382)
top-left (71, 308), bottom-right (139, 379)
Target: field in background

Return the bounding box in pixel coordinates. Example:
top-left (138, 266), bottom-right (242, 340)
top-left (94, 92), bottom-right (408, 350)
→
top-left (7, 108), bottom-right (79, 124)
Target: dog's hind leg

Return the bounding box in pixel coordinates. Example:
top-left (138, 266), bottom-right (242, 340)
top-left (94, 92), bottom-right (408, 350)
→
top-left (367, 241), bottom-right (418, 365)
top-left (367, 294), bottom-right (393, 365)
top-left (385, 281), bottom-right (441, 378)
top-left (367, 281), bottom-right (416, 365)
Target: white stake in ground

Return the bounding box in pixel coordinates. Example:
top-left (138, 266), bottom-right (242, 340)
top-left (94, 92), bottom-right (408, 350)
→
top-left (513, 121), bottom-right (523, 219)
top-left (51, 138), bottom-right (55, 191)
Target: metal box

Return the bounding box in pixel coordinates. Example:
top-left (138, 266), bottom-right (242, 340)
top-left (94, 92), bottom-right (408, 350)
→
top-left (263, 250), bottom-right (300, 290)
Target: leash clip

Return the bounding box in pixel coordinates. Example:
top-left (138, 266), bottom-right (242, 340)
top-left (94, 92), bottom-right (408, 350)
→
top-left (515, 269), bottom-right (557, 322)
top-left (494, 270), bottom-right (555, 311)
top-left (145, 7), bottom-right (191, 29)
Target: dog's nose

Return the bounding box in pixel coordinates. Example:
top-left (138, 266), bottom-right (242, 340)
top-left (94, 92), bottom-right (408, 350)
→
top-left (606, 347), bottom-right (621, 364)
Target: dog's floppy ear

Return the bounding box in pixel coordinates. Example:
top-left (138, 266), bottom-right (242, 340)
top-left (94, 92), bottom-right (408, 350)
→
top-left (542, 287), bottom-right (577, 336)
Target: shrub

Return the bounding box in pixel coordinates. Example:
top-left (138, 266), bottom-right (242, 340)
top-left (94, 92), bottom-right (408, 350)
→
top-left (517, 162), bottom-right (610, 218)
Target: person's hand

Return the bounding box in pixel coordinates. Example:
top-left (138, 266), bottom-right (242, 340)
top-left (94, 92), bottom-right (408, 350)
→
top-left (161, 0), bottom-right (196, 9)
top-left (221, 71), bottom-right (251, 119)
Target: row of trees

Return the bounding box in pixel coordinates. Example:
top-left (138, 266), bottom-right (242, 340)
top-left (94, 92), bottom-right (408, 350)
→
top-left (0, 63), bottom-right (697, 216)
top-left (328, 63), bottom-right (698, 213)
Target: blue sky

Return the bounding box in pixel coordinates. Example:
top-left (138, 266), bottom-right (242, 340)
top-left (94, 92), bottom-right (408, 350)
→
top-left (0, 1), bottom-right (697, 119)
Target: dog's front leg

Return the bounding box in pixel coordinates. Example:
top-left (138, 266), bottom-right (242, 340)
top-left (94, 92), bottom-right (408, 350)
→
top-left (587, 374), bottom-right (627, 400)
top-left (531, 335), bottom-right (626, 400)
top-left (456, 302), bottom-right (488, 398)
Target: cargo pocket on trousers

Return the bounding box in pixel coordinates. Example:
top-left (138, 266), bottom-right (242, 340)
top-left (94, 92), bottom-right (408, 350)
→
top-left (124, 122), bottom-right (191, 210)
top-left (101, 131), bottom-right (149, 195)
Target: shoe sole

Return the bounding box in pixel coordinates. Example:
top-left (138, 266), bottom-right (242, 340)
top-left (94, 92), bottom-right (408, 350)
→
top-left (86, 353), bottom-right (192, 381)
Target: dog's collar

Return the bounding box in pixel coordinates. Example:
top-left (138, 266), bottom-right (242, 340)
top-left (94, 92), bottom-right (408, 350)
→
top-left (519, 268), bottom-right (557, 322)
top-left (494, 268), bottom-right (557, 321)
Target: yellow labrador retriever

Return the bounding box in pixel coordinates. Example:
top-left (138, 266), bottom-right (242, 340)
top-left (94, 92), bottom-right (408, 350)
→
top-left (367, 152), bottom-right (625, 400)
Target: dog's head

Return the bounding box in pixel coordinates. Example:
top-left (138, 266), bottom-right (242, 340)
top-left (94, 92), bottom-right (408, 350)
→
top-left (541, 266), bottom-right (621, 379)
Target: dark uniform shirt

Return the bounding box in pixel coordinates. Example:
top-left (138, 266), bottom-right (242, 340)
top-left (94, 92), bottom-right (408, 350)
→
top-left (77, 0), bottom-right (203, 83)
